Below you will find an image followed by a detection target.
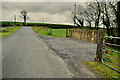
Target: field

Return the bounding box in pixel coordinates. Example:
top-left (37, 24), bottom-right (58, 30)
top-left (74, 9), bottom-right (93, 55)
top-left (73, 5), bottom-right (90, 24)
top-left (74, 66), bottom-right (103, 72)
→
top-left (32, 26), bottom-right (68, 38)
top-left (0, 26), bottom-right (21, 37)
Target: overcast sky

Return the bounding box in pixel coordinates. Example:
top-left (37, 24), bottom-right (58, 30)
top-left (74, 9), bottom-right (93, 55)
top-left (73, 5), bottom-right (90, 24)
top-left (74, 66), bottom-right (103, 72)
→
top-left (2, 2), bottom-right (83, 25)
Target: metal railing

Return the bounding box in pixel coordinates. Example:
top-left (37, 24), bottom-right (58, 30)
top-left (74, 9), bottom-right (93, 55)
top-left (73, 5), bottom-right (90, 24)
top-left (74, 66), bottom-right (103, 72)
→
top-left (102, 36), bottom-right (120, 73)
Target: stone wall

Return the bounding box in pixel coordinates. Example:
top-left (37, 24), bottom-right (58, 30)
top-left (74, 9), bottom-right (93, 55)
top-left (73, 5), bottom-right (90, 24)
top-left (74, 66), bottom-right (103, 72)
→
top-left (69, 29), bottom-right (104, 43)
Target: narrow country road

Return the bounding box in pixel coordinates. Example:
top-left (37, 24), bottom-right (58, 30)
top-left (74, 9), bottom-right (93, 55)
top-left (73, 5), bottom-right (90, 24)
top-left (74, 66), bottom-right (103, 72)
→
top-left (2, 27), bottom-right (72, 78)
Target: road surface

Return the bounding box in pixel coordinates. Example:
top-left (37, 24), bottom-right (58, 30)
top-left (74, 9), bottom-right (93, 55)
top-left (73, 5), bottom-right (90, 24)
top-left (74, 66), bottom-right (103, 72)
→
top-left (2, 27), bottom-right (72, 78)
top-left (39, 35), bottom-right (99, 78)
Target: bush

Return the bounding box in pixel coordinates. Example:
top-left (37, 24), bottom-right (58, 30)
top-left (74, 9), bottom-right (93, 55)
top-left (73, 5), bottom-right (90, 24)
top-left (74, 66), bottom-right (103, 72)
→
top-left (1, 28), bottom-right (10, 32)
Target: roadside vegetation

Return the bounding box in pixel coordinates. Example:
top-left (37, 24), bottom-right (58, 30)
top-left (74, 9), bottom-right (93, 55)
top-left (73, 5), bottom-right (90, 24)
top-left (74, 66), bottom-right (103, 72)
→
top-left (32, 26), bottom-right (68, 38)
top-left (85, 62), bottom-right (120, 79)
top-left (0, 26), bottom-right (21, 37)
top-left (85, 46), bottom-right (120, 79)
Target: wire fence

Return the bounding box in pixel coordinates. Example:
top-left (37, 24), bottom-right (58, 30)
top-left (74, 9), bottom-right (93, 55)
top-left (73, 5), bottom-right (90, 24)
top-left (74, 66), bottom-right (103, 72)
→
top-left (102, 36), bottom-right (120, 73)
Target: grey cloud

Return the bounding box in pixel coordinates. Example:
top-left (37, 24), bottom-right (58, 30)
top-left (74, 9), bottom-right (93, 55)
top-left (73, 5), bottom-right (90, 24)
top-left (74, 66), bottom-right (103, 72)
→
top-left (2, 2), bottom-right (74, 14)
top-left (2, 2), bottom-right (85, 24)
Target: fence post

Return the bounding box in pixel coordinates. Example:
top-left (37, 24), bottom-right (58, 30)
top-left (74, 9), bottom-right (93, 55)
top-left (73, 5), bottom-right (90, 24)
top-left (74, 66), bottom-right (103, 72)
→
top-left (95, 29), bottom-right (105, 62)
top-left (66, 28), bottom-right (69, 37)
top-left (49, 28), bottom-right (52, 35)
top-left (69, 29), bottom-right (72, 37)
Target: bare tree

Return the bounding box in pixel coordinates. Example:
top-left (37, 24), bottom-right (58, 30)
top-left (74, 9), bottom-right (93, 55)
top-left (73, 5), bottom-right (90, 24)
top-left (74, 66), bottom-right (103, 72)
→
top-left (100, 1), bottom-right (120, 37)
top-left (14, 15), bottom-right (16, 25)
top-left (20, 9), bottom-right (28, 25)
top-left (69, 3), bottom-right (84, 28)
top-left (73, 2), bottom-right (102, 29)
top-left (86, 2), bottom-right (102, 30)
top-left (76, 5), bottom-right (84, 27)
top-left (100, 2), bottom-right (111, 36)
top-left (82, 6), bottom-right (93, 29)
top-left (109, 1), bottom-right (120, 37)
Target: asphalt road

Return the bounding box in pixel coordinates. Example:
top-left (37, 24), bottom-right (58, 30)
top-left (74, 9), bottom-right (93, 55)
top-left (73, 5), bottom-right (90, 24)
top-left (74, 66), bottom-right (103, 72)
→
top-left (2, 27), bottom-right (72, 78)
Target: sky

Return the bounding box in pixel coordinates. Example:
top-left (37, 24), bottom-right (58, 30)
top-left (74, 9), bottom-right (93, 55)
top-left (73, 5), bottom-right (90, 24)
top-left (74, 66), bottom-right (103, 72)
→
top-left (1, 0), bottom-right (114, 25)
top-left (1, 2), bottom-right (81, 25)
top-left (1, 0), bottom-right (96, 2)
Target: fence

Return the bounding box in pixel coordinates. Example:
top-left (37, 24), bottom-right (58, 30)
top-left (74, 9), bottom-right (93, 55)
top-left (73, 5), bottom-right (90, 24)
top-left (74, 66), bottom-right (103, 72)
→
top-left (69, 29), bottom-right (120, 73)
top-left (101, 36), bottom-right (120, 73)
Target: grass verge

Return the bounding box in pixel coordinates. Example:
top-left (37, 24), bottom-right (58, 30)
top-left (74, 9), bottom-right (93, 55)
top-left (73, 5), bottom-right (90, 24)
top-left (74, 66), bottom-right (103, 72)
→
top-left (85, 62), bottom-right (120, 79)
top-left (0, 26), bottom-right (21, 37)
top-left (32, 26), bottom-right (68, 38)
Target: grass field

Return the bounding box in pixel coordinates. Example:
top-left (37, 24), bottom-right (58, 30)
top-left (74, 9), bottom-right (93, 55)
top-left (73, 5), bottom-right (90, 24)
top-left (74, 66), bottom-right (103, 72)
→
top-left (0, 26), bottom-right (21, 37)
top-left (32, 27), bottom-right (68, 38)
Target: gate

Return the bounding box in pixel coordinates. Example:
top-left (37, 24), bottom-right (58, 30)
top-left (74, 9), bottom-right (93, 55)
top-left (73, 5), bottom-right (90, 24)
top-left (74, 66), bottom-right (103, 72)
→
top-left (101, 36), bottom-right (120, 73)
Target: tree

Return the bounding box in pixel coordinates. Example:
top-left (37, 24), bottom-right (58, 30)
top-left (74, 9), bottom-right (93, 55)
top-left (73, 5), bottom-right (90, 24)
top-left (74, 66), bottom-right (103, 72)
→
top-left (20, 9), bottom-right (28, 25)
top-left (101, 2), bottom-right (111, 36)
top-left (86, 2), bottom-right (102, 30)
top-left (82, 6), bottom-right (93, 29)
top-left (100, 1), bottom-right (120, 37)
top-left (72, 2), bottom-right (102, 29)
top-left (109, 1), bottom-right (120, 37)
top-left (69, 3), bottom-right (84, 28)
top-left (14, 15), bottom-right (16, 25)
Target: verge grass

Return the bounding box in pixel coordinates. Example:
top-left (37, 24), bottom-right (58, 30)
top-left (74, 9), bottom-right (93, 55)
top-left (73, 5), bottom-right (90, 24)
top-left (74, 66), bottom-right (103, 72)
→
top-left (32, 26), bottom-right (68, 38)
top-left (85, 47), bottom-right (120, 79)
top-left (0, 26), bottom-right (21, 37)
top-left (85, 62), bottom-right (120, 79)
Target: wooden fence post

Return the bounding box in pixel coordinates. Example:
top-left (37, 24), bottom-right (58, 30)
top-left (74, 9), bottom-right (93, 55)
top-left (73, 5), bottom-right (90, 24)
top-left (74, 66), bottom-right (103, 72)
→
top-left (95, 29), bottom-right (105, 62)
top-left (69, 29), bottom-right (72, 37)
top-left (49, 28), bottom-right (52, 35)
top-left (66, 28), bottom-right (69, 37)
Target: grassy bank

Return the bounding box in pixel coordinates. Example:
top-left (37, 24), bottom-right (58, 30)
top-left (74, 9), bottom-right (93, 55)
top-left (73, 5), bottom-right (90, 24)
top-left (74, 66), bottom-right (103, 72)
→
top-left (85, 62), bottom-right (120, 79)
top-left (85, 47), bottom-right (120, 79)
top-left (0, 26), bottom-right (21, 37)
top-left (32, 27), bottom-right (68, 38)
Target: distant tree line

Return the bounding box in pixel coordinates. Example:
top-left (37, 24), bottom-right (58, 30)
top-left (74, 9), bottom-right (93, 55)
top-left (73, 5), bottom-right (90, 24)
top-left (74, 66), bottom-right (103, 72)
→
top-left (1, 21), bottom-right (75, 29)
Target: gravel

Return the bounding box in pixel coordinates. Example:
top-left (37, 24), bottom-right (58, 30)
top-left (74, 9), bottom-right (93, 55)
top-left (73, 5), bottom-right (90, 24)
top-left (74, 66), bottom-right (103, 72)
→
top-left (39, 35), bottom-right (101, 78)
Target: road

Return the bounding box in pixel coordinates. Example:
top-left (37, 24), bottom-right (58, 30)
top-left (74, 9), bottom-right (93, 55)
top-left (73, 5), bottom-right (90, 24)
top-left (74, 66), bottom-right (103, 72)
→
top-left (2, 27), bottom-right (72, 78)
